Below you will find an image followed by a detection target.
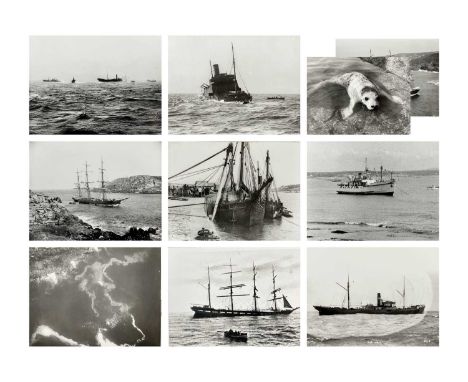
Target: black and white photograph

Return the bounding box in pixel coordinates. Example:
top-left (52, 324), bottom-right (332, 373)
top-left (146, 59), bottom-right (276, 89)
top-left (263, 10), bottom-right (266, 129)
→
top-left (307, 56), bottom-right (411, 134)
top-left (308, 142), bottom-right (439, 241)
top-left (169, 36), bottom-right (300, 134)
top-left (30, 36), bottom-right (161, 135)
top-left (168, 141), bottom-right (300, 240)
top-left (30, 247), bottom-right (161, 346)
top-left (336, 39), bottom-right (439, 117)
top-left (29, 142), bottom-right (161, 240)
top-left (307, 247), bottom-right (439, 346)
top-left (169, 248), bottom-right (300, 346)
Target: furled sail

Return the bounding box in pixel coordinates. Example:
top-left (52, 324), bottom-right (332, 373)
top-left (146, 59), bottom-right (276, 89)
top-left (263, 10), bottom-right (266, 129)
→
top-left (283, 295), bottom-right (293, 309)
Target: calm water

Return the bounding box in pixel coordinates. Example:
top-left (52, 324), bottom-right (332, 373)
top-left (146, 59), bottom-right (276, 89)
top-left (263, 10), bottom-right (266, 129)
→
top-left (307, 175), bottom-right (439, 240)
top-left (169, 94), bottom-right (299, 134)
top-left (170, 312), bottom-right (300, 346)
top-left (30, 82), bottom-right (161, 134)
top-left (411, 71), bottom-right (439, 116)
top-left (308, 310), bottom-right (438, 346)
top-left (40, 189), bottom-right (161, 235)
top-left (30, 248), bottom-right (161, 346)
top-left (169, 192), bottom-right (300, 240)
top-left (307, 58), bottom-right (410, 135)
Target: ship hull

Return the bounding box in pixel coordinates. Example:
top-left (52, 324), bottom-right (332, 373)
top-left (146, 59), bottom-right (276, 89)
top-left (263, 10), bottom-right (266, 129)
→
top-left (204, 91), bottom-right (252, 103)
top-left (72, 197), bottom-right (123, 206)
top-left (191, 306), bottom-right (297, 318)
top-left (205, 195), bottom-right (265, 226)
top-left (337, 181), bottom-right (395, 196)
top-left (314, 305), bottom-right (425, 315)
top-left (97, 78), bottom-right (122, 83)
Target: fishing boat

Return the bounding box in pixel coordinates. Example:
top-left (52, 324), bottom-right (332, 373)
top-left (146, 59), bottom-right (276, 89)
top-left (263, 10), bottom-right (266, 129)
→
top-left (191, 260), bottom-right (298, 318)
top-left (97, 74), bottom-right (122, 83)
top-left (266, 96), bottom-right (285, 100)
top-left (200, 43), bottom-right (252, 103)
top-left (72, 160), bottom-right (127, 207)
top-left (314, 275), bottom-right (425, 315)
top-left (71, 77), bottom-right (76, 84)
top-left (337, 158), bottom-right (395, 196)
top-left (43, 78), bottom-right (59, 82)
top-left (169, 142), bottom-right (287, 226)
top-left (195, 228), bottom-right (219, 241)
top-left (224, 329), bottom-right (247, 342)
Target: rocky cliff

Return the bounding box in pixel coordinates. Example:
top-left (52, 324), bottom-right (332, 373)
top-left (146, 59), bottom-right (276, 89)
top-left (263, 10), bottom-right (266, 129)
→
top-left (105, 175), bottom-right (161, 194)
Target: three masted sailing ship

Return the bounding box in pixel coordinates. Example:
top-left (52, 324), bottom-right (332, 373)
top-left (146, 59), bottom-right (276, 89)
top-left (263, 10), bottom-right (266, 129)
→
top-left (313, 275), bottom-right (425, 315)
top-left (200, 43), bottom-right (252, 104)
top-left (191, 260), bottom-right (298, 318)
top-left (72, 159), bottom-right (127, 207)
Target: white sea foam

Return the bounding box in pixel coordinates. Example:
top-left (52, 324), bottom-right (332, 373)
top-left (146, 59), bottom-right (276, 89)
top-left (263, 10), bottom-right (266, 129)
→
top-left (31, 325), bottom-right (81, 346)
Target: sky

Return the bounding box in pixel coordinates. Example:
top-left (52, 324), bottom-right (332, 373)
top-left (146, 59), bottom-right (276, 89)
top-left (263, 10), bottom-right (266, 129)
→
top-left (307, 248), bottom-right (439, 311)
top-left (30, 142), bottom-right (161, 190)
top-left (169, 36), bottom-right (299, 94)
top-left (336, 39), bottom-right (439, 57)
top-left (30, 36), bottom-right (161, 82)
top-left (308, 142), bottom-right (439, 172)
top-left (169, 248), bottom-right (300, 313)
top-left (169, 141), bottom-right (300, 187)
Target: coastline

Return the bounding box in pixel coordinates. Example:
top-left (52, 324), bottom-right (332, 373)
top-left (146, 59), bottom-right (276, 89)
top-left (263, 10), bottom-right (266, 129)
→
top-left (29, 191), bottom-right (161, 241)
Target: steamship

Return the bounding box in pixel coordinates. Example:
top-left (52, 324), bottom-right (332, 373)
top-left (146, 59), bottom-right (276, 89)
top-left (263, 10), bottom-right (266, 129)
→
top-left (314, 275), bottom-right (425, 315)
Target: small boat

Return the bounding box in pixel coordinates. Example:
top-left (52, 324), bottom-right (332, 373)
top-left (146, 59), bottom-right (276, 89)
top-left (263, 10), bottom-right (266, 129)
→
top-left (410, 87), bottom-right (420, 97)
top-left (427, 185), bottom-right (439, 190)
top-left (224, 329), bottom-right (247, 342)
top-left (97, 74), bottom-right (122, 83)
top-left (71, 77), bottom-right (76, 84)
top-left (43, 78), bottom-right (59, 83)
top-left (195, 228), bottom-right (219, 241)
top-left (266, 96), bottom-right (285, 100)
top-left (282, 208), bottom-right (293, 217)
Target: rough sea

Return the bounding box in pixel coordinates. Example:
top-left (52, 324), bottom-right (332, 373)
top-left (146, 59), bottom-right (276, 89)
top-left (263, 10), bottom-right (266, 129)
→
top-left (170, 312), bottom-right (300, 346)
top-left (307, 174), bottom-right (439, 241)
top-left (30, 248), bottom-right (161, 346)
top-left (169, 94), bottom-right (299, 134)
top-left (40, 189), bottom-right (161, 236)
top-left (30, 82), bottom-right (161, 134)
top-left (169, 192), bottom-right (300, 240)
top-left (308, 310), bottom-right (438, 346)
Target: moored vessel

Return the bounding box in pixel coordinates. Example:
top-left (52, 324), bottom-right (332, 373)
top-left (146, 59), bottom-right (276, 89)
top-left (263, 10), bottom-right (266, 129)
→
top-left (97, 74), bottom-right (122, 83)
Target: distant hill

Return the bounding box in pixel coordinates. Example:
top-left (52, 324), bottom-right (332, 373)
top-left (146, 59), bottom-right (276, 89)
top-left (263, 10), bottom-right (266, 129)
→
top-left (308, 169), bottom-right (439, 178)
top-left (106, 175), bottom-right (161, 194)
top-left (394, 51), bottom-right (439, 72)
top-left (277, 184), bottom-right (300, 193)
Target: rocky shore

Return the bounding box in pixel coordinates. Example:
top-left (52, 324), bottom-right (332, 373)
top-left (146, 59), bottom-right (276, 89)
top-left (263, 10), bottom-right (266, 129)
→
top-left (29, 191), bottom-right (161, 241)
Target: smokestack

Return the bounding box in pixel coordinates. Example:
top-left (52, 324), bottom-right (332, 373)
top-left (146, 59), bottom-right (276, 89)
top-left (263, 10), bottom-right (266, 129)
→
top-left (377, 293), bottom-right (382, 307)
top-left (213, 64), bottom-right (220, 76)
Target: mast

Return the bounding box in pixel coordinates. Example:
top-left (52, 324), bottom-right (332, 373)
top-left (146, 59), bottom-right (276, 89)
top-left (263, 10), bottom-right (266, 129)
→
top-left (217, 259), bottom-right (248, 313)
top-left (336, 274), bottom-right (350, 309)
top-left (212, 143), bottom-right (233, 221)
top-left (365, 157), bottom-right (368, 172)
top-left (380, 165), bottom-right (383, 182)
top-left (232, 43), bottom-right (237, 91)
top-left (265, 150), bottom-right (270, 203)
top-left (397, 275), bottom-right (406, 308)
top-left (210, 60), bottom-right (213, 78)
top-left (207, 266), bottom-right (212, 308)
top-left (99, 158), bottom-right (106, 201)
top-left (239, 142), bottom-right (245, 192)
top-left (75, 169), bottom-right (82, 197)
top-left (252, 262), bottom-right (259, 312)
top-left (269, 266), bottom-right (282, 311)
top-left (84, 161), bottom-right (91, 198)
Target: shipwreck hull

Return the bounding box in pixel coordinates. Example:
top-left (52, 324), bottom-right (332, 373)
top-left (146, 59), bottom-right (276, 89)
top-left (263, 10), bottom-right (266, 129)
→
top-left (205, 196), bottom-right (265, 226)
top-left (314, 305), bottom-right (425, 315)
top-left (191, 306), bottom-right (296, 318)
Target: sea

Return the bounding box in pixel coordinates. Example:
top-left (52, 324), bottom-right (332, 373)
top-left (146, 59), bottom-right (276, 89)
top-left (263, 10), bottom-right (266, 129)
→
top-left (170, 312), bottom-right (300, 346)
top-left (307, 310), bottom-right (439, 346)
top-left (411, 70), bottom-right (439, 116)
top-left (307, 174), bottom-right (439, 241)
top-left (30, 82), bottom-right (161, 135)
top-left (30, 248), bottom-right (161, 346)
top-left (169, 94), bottom-right (300, 134)
top-left (169, 191), bottom-right (300, 240)
top-left (40, 189), bottom-right (161, 235)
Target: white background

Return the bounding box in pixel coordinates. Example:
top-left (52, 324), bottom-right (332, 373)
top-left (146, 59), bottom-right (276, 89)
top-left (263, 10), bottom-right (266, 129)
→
top-left (1, 0), bottom-right (467, 381)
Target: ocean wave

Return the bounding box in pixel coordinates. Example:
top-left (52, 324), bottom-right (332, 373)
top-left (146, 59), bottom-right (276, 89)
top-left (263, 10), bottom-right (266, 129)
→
top-left (308, 221), bottom-right (395, 228)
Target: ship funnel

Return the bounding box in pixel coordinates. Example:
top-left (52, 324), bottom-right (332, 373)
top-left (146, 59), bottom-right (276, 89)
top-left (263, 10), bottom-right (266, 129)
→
top-left (377, 293), bottom-right (383, 307)
top-left (213, 64), bottom-right (220, 76)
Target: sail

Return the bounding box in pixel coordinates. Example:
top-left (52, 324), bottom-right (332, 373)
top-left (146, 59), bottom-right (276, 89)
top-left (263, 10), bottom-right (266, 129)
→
top-left (283, 295), bottom-right (293, 309)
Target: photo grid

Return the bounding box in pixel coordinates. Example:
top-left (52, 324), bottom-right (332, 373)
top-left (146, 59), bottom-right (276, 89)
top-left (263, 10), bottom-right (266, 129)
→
top-left (29, 36), bottom-right (439, 347)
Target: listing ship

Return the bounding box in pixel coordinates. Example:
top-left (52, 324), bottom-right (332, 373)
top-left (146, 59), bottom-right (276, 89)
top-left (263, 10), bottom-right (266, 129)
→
top-left (169, 142), bottom-right (287, 226)
top-left (191, 260), bottom-right (298, 318)
top-left (200, 43), bottom-right (252, 103)
top-left (97, 74), bottom-right (122, 83)
top-left (42, 78), bottom-right (60, 82)
top-left (337, 158), bottom-right (395, 196)
top-left (314, 275), bottom-right (425, 315)
top-left (72, 159), bottom-right (128, 207)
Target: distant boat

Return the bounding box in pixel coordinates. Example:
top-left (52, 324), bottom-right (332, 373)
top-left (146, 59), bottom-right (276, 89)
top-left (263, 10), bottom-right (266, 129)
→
top-left (266, 96), bottom-right (285, 100)
top-left (43, 78), bottom-right (59, 82)
top-left (97, 74), bottom-right (122, 83)
top-left (147, 80), bottom-right (157, 83)
top-left (71, 77), bottom-right (76, 84)
top-left (411, 87), bottom-right (421, 97)
top-left (427, 185), bottom-right (439, 190)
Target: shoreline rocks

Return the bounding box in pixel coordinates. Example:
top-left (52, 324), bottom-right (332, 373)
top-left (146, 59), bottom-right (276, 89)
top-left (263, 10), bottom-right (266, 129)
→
top-left (29, 191), bottom-right (161, 241)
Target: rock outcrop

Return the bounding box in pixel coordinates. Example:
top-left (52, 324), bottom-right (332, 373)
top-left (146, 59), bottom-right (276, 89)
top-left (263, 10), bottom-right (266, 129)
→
top-left (105, 175), bottom-right (161, 194)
